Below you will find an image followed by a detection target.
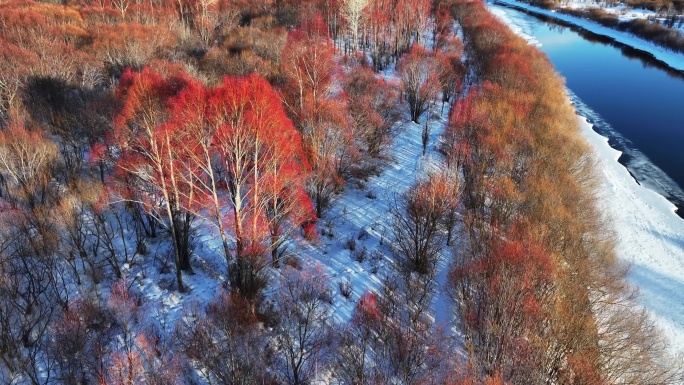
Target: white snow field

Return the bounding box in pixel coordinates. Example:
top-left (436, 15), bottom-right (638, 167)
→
top-left (554, 0), bottom-right (684, 31)
top-left (490, 2), bottom-right (684, 354)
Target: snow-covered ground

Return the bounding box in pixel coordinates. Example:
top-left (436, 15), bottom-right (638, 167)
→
top-left (490, 3), bottom-right (684, 354)
top-left (297, 99), bottom-right (453, 325)
top-left (578, 114), bottom-right (684, 353)
top-left (493, 0), bottom-right (684, 71)
top-left (562, 1), bottom-right (657, 20)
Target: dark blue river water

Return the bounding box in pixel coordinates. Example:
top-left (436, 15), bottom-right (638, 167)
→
top-left (488, 2), bottom-right (684, 217)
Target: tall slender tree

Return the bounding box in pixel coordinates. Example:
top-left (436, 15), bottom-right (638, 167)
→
top-left (106, 67), bottom-right (196, 292)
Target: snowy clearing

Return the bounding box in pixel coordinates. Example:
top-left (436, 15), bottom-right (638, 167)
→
top-left (559, 1), bottom-right (684, 31)
top-left (297, 99), bottom-right (453, 325)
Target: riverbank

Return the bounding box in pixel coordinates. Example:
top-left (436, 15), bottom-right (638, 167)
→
top-left (490, 3), bottom-right (684, 354)
top-left (578, 113), bottom-right (684, 353)
top-left (493, 0), bottom-right (684, 72)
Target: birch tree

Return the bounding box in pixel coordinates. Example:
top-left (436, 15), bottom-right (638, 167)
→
top-left (340, 0), bottom-right (368, 50)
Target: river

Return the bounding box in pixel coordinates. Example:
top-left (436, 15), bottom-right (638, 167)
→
top-left (487, 1), bottom-right (684, 219)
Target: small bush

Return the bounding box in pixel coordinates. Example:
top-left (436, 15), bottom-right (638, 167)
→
top-left (325, 220), bottom-right (335, 238)
top-left (344, 237), bottom-right (356, 251)
top-left (338, 278), bottom-right (354, 299)
top-left (319, 287), bottom-right (335, 304)
top-left (283, 255), bottom-right (302, 270)
top-left (349, 163), bottom-right (376, 181)
top-left (352, 246), bottom-right (368, 263)
top-left (370, 250), bottom-right (383, 274)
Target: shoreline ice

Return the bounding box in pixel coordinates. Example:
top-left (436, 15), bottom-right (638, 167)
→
top-left (492, 0), bottom-right (684, 72)
top-left (578, 115), bottom-right (684, 353)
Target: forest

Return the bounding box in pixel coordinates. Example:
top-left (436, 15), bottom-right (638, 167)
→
top-left (0, 0), bottom-right (681, 383)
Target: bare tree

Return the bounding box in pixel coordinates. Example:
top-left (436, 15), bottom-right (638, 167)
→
top-left (105, 68), bottom-right (198, 292)
top-left (47, 298), bottom-right (114, 385)
top-left (111, 0), bottom-right (132, 19)
top-left (177, 294), bottom-right (270, 385)
top-left (274, 265), bottom-right (332, 385)
top-left (0, 122), bottom-right (59, 209)
top-left (332, 292), bottom-right (380, 385)
top-left (397, 44), bottom-right (440, 123)
top-left (372, 272), bottom-right (451, 384)
top-left (391, 174), bottom-right (455, 275)
top-left (586, 238), bottom-right (684, 385)
top-left (340, 0), bottom-right (369, 51)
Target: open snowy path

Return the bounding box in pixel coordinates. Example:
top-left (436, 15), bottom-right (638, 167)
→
top-left (297, 101), bottom-right (453, 325)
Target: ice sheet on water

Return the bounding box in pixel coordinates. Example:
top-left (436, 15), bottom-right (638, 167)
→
top-left (568, 91), bottom-right (684, 214)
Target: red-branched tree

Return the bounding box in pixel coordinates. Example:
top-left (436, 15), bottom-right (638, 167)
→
top-left (281, 15), bottom-right (353, 217)
top-left (333, 291), bottom-right (383, 384)
top-left (203, 74), bottom-right (314, 302)
top-left (364, 0), bottom-right (393, 70)
top-left (102, 65), bottom-right (314, 303)
top-left (450, 222), bottom-right (554, 383)
top-left (106, 67), bottom-right (197, 292)
top-left (435, 39), bottom-right (465, 108)
top-left (397, 44), bottom-right (440, 123)
top-left (280, 14), bottom-right (335, 131)
top-left (394, 0), bottom-right (430, 55)
top-left (344, 66), bottom-right (401, 158)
